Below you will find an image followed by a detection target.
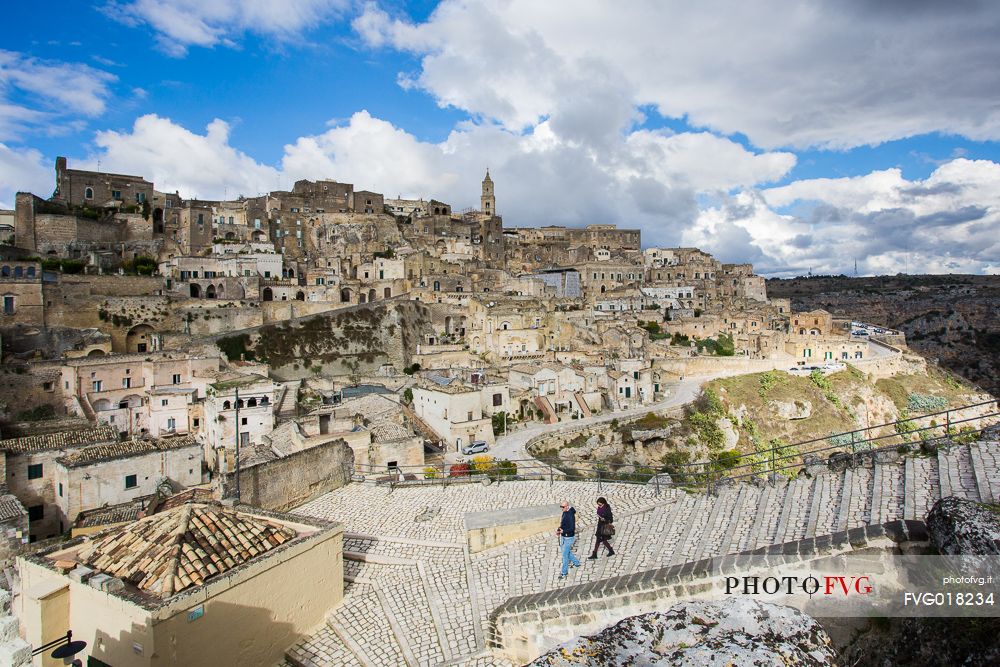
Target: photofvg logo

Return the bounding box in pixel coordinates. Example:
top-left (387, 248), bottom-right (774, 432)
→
top-left (724, 575), bottom-right (873, 597)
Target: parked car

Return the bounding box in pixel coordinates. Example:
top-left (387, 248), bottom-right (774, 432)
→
top-left (462, 441), bottom-right (489, 455)
top-left (852, 330), bottom-right (868, 336)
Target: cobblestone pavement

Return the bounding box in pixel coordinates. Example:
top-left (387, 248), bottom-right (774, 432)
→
top-left (285, 438), bottom-right (1000, 666)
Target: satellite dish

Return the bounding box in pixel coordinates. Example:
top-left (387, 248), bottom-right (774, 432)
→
top-left (51, 640), bottom-right (88, 659)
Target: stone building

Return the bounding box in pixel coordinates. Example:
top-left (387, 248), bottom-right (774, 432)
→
top-left (202, 373), bottom-right (277, 473)
top-left (467, 296), bottom-right (550, 362)
top-left (0, 260), bottom-right (43, 326)
top-left (411, 376), bottom-right (510, 451)
top-left (52, 435), bottom-right (202, 529)
top-left (0, 424), bottom-right (119, 541)
top-left (52, 156), bottom-right (154, 208)
top-left (18, 501), bottom-right (343, 667)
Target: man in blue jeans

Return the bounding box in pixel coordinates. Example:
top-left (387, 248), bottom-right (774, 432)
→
top-left (557, 501), bottom-right (581, 578)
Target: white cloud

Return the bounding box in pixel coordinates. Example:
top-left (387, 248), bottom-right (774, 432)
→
top-left (685, 159), bottom-right (1000, 276)
top-left (355, 0), bottom-right (1000, 150)
top-left (89, 114), bottom-right (280, 198)
top-left (0, 50), bottom-right (116, 140)
top-left (0, 143), bottom-right (51, 209)
top-left (110, 0), bottom-right (350, 55)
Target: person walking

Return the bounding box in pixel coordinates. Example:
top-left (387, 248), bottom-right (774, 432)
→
top-left (588, 497), bottom-right (615, 559)
top-left (556, 501), bottom-right (581, 579)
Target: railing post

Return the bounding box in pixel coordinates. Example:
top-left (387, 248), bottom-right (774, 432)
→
top-left (654, 470), bottom-right (660, 497)
top-left (945, 410), bottom-right (951, 439)
top-left (549, 464), bottom-right (553, 486)
top-left (850, 430), bottom-right (856, 455)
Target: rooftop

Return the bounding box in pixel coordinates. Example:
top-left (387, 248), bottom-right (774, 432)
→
top-left (370, 421), bottom-right (413, 443)
top-left (0, 424), bottom-right (118, 454)
top-left (57, 435), bottom-right (198, 468)
top-left (74, 499), bottom-right (146, 529)
top-left (72, 502), bottom-right (297, 598)
top-left (0, 494), bottom-right (26, 522)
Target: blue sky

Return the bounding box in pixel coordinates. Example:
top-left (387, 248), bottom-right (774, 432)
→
top-left (3, 1), bottom-right (1000, 276)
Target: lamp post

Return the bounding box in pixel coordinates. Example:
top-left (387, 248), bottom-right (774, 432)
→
top-left (32, 630), bottom-right (87, 661)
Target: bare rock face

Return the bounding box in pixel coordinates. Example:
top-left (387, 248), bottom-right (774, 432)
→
top-left (528, 598), bottom-right (836, 666)
top-left (773, 399), bottom-right (812, 420)
top-left (716, 417), bottom-right (739, 449)
top-left (926, 496), bottom-right (1000, 556)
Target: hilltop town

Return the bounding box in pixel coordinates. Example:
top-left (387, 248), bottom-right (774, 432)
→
top-left (0, 159), bottom-right (998, 666)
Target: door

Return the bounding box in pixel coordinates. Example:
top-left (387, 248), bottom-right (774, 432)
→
top-left (625, 387), bottom-right (631, 398)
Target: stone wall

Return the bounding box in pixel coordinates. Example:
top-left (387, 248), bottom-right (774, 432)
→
top-left (220, 439), bottom-right (354, 511)
top-left (488, 520), bottom-right (930, 664)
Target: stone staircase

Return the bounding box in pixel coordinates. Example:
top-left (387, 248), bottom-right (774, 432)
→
top-left (276, 380), bottom-right (300, 419)
top-left (533, 396), bottom-right (557, 424)
top-left (573, 393), bottom-right (592, 419)
top-left (285, 438), bottom-right (1000, 666)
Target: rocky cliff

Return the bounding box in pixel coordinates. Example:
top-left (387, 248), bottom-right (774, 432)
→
top-left (767, 274), bottom-right (1000, 397)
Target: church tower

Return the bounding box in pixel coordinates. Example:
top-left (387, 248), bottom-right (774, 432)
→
top-left (480, 169), bottom-right (495, 217)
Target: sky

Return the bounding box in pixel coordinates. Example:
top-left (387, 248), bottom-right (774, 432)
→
top-left (2, 1), bottom-right (1000, 277)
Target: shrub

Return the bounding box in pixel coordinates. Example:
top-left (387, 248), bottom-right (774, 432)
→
top-left (710, 448), bottom-right (742, 473)
top-left (471, 454), bottom-right (495, 475)
top-left (16, 404), bottom-right (56, 422)
top-left (670, 332), bottom-right (690, 346)
top-left (448, 462), bottom-right (471, 477)
top-left (60, 259), bottom-right (86, 274)
top-left (907, 393), bottom-right (948, 413)
top-left (423, 466), bottom-right (440, 479)
top-left (403, 363), bottom-right (421, 375)
top-left (493, 459), bottom-right (518, 479)
top-left (757, 371), bottom-right (783, 398)
top-left (403, 388), bottom-right (413, 404)
top-left (715, 333), bottom-right (735, 356)
top-left (41, 258), bottom-right (61, 271)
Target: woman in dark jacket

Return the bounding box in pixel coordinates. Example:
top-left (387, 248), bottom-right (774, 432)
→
top-left (588, 497), bottom-right (615, 559)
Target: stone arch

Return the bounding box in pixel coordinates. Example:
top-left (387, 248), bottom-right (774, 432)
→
top-left (295, 291), bottom-right (305, 301)
top-left (216, 283), bottom-right (225, 298)
top-left (262, 287), bottom-right (273, 301)
top-left (85, 186), bottom-right (94, 199)
top-left (368, 288), bottom-right (376, 303)
top-left (225, 231), bottom-right (235, 240)
top-left (119, 394), bottom-right (143, 409)
top-left (501, 321), bottom-right (510, 331)
top-left (359, 294), bottom-right (367, 304)
top-left (288, 268), bottom-right (295, 278)
top-left (433, 280), bottom-right (441, 292)
top-left (260, 396), bottom-right (269, 406)
top-left (247, 398), bottom-right (257, 407)
top-left (205, 284), bottom-right (216, 299)
top-left (340, 287), bottom-right (351, 303)
top-left (26, 266), bottom-right (35, 278)
top-left (0, 266), bottom-right (8, 277)
top-left (92, 399), bottom-right (112, 411)
top-left (223, 400), bottom-right (231, 410)
top-left (13, 266), bottom-right (22, 278)
top-left (87, 349), bottom-right (105, 357)
top-left (126, 323), bottom-right (155, 353)
top-left (252, 231), bottom-right (266, 242)
top-left (189, 283), bottom-right (201, 298)
top-left (600, 285), bottom-right (606, 293)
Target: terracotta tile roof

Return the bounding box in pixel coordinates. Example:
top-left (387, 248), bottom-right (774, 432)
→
top-left (370, 421), bottom-right (412, 443)
top-left (57, 435), bottom-right (199, 468)
top-left (74, 499), bottom-right (146, 529)
top-left (0, 494), bottom-right (26, 522)
top-left (76, 503), bottom-right (296, 598)
top-left (154, 488), bottom-right (216, 513)
top-left (0, 424), bottom-right (118, 454)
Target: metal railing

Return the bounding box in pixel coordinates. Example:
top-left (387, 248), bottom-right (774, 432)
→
top-left (354, 400), bottom-right (1000, 495)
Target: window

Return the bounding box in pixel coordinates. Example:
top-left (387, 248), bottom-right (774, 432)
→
top-left (58, 483), bottom-right (63, 497)
top-left (161, 399), bottom-right (168, 407)
top-left (84, 186), bottom-right (94, 199)
top-left (172, 374), bottom-right (181, 384)
top-left (28, 505), bottom-right (43, 521)
top-left (92, 380), bottom-right (102, 392)
top-left (193, 418), bottom-right (200, 427)
top-left (112, 190), bottom-right (122, 200)
top-left (167, 417), bottom-right (176, 430)
top-left (2, 295), bottom-right (13, 315)
top-left (467, 411), bottom-right (473, 421)
top-left (122, 377), bottom-right (131, 389)
top-left (28, 463), bottom-right (43, 480)
top-left (493, 393), bottom-right (502, 407)
top-left (241, 417), bottom-right (248, 425)
top-left (125, 474), bottom-right (138, 489)
top-left (136, 192), bottom-right (146, 203)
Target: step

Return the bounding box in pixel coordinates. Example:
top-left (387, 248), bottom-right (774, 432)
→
top-left (848, 466), bottom-right (874, 527)
top-left (692, 487), bottom-right (735, 561)
top-left (745, 484), bottom-right (775, 551)
top-left (903, 457), bottom-right (916, 520)
top-left (667, 495), bottom-right (713, 566)
top-left (836, 468), bottom-right (854, 531)
top-left (719, 486), bottom-right (750, 555)
top-left (937, 448), bottom-right (953, 499)
top-left (814, 470), bottom-right (843, 537)
top-left (881, 459), bottom-right (905, 524)
top-left (375, 568), bottom-right (447, 666)
top-left (286, 625), bottom-right (363, 667)
top-left (969, 443), bottom-right (996, 503)
top-left (952, 444), bottom-right (982, 500)
top-left (631, 498), bottom-right (686, 572)
top-left (327, 583), bottom-right (409, 666)
top-left (870, 461), bottom-right (885, 525)
top-left (805, 474), bottom-right (826, 538)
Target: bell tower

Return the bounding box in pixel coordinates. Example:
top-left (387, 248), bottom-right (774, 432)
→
top-left (480, 169), bottom-right (495, 217)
